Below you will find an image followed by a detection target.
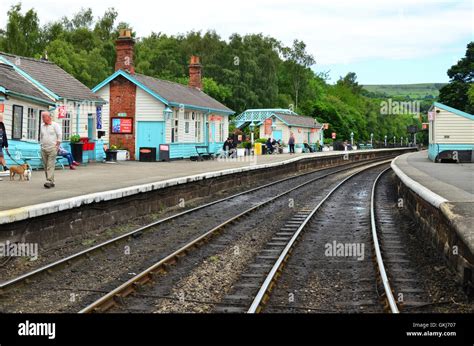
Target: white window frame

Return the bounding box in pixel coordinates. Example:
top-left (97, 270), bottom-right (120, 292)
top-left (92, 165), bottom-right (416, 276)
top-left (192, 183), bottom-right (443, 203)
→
top-left (62, 112), bottom-right (71, 141)
top-left (26, 107), bottom-right (39, 141)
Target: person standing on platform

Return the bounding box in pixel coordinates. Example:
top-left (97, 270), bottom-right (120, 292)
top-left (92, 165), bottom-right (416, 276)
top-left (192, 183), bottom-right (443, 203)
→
top-left (0, 114), bottom-right (9, 180)
top-left (40, 111), bottom-right (62, 188)
top-left (289, 132), bottom-right (296, 154)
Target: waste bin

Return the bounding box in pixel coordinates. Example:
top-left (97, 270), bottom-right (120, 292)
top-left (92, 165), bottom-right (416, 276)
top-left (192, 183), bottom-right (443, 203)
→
top-left (254, 142), bottom-right (262, 155)
top-left (139, 147), bottom-right (156, 162)
top-left (159, 144), bottom-right (170, 162)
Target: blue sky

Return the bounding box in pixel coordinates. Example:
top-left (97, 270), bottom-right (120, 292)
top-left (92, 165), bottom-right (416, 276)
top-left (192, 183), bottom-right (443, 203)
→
top-left (1, 0), bottom-right (472, 85)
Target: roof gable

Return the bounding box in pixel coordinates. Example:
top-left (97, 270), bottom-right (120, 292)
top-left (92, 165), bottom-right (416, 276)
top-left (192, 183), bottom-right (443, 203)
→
top-left (432, 102), bottom-right (474, 121)
top-left (0, 63), bottom-right (55, 105)
top-left (0, 52), bottom-right (104, 103)
top-left (93, 70), bottom-right (234, 114)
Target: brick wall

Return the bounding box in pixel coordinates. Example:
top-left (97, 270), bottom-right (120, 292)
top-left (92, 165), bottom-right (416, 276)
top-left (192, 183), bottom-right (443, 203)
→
top-left (110, 75), bottom-right (137, 159)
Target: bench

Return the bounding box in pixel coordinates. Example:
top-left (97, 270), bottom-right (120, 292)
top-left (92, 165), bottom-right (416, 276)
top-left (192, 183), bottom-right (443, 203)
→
top-left (192, 146), bottom-right (214, 161)
top-left (10, 148), bottom-right (65, 170)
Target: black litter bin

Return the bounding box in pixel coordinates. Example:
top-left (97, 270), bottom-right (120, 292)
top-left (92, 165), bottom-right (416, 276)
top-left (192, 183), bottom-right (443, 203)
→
top-left (159, 144), bottom-right (170, 162)
top-left (139, 147), bottom-right (156, 162)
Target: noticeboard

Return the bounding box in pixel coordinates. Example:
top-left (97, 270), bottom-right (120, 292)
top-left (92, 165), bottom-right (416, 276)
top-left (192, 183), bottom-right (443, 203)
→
top-left (111, 117), bottom-right (133, 134)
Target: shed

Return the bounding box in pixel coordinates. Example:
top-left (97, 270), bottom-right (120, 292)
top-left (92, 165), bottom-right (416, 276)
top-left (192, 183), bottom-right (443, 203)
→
top-left (428, 102), bottom-right (474, 162)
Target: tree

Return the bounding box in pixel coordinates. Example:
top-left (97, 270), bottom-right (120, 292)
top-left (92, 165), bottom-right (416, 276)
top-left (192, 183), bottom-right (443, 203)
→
top-left (281, 39), bottom-right (315, 111)
top-left (1, 4), bottom-right (42, 56)
top-left (439, 42), bottom-right (474, 113)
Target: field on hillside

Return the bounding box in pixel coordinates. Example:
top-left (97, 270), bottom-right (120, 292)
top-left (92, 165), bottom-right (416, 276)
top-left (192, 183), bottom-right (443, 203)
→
top-left (362, 83), bottom-right (446, 99)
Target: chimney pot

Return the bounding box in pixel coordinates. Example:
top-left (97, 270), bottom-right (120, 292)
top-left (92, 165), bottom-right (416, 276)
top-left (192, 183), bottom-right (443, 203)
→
top-left (115, 28), bottom-right (135, 74)
top-left (188, 55), bottom-right (202, 90)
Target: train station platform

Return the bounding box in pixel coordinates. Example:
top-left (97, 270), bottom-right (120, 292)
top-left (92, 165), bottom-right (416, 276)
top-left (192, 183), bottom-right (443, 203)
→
top-left (391, 151), bottom-right (474, 287)
top-left (392, 150), bottom-right (474, 204)
top-left (0, 148), bottom-right (408, 225)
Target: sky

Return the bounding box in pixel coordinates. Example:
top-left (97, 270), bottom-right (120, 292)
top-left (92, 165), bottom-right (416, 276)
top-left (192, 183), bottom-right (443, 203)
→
top-left (0, 0), bottom-right (472, 84)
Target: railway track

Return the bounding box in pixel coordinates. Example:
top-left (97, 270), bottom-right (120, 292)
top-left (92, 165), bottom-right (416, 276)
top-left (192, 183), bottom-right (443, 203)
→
top-left (219, 161), bottom-right (400, 313)
top-left (0, 155), bottom-right (396, 313)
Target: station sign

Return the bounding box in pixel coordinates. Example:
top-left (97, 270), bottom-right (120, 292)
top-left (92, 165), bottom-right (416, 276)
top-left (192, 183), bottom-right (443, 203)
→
top-left (57, 105), bottom-right (66, 119)
top-left (428, 111), bottom-right (435, 121)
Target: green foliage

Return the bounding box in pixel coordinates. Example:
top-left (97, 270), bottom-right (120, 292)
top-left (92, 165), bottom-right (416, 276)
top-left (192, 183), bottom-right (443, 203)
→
top-left (438, 42), bottom-right (473, 113)
top-left (69, 134), bottom-right (81, 143)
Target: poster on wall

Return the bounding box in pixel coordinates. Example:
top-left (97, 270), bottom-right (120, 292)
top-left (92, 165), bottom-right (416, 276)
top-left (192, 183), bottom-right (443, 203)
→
top-left (96, 106), bottom-right (102, 129)
top-left (111, 117), bottom-right (133, 134)
top-left (264, 118), bottom-right (272, 135)
top-left (57, 105), bottom-right (66, 119)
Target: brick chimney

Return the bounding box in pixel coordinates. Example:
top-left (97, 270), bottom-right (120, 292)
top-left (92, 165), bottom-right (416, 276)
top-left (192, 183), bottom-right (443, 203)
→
top-left (115, 29), bottom-right (135, 74)
top-left (188, 55), bottom-right (202, 90)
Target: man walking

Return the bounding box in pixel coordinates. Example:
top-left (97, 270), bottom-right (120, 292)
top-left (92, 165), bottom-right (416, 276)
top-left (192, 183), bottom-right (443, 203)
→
top-left (288, 132), bottom-right (296, 154)
top-left (40, 111), bottom-right (62, 188)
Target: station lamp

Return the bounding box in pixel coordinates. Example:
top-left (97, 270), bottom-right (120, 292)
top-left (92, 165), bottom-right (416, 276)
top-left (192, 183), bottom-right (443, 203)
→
top-left (164, 106), bottom-right (173, 121)
top-left (249, 122), bottom-right (255, 145)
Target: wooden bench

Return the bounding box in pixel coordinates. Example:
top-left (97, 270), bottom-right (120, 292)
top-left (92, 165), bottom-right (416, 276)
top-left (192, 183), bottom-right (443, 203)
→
top-left (193, 145), bottom-right (214, 161)
top-left (10, 149), bottom-right (65, 170)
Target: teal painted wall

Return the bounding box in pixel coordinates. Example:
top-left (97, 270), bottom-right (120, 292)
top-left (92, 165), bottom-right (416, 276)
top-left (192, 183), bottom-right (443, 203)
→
top-left (428, 143), bottom-right (474, 161)
top-left (169, 142), bottom-right (224, 159)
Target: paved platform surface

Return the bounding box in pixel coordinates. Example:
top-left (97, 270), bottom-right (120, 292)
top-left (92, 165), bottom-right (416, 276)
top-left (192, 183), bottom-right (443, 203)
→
top-left (0, 150), bottom-right (370, 212)
top-left (394, 151), bottom-right (474, 202)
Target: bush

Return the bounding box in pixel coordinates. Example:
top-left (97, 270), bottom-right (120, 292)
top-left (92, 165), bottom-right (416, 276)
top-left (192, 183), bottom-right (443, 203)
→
top-left (70, 134), bottom-right (81, 143)
top-left (255, 138), bottom-right (267, 144)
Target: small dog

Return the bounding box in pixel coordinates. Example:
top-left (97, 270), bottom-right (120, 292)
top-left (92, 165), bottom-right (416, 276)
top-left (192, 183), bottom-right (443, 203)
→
top-left (24, 169), bottom-right (32, 181)
top-left (9, 164), bottom-right (30, 181)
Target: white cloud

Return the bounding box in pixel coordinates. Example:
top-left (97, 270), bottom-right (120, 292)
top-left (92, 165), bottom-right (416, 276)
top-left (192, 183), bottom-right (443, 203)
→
top-left (0, 0), bottom-right (472, 65)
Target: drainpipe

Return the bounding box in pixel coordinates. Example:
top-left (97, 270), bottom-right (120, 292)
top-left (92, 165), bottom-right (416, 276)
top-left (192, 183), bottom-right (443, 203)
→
top-left (76, 103), bottom-right (80, 134)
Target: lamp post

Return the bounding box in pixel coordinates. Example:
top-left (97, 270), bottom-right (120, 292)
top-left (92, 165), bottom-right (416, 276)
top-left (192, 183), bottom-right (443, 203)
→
top-left (400, 137), bottom-right (403, 147)
top-left (249, 122), bottom-right (255, 146)
top-left (384, 135), bottom-right (387, 147)
top-left (350, 132), bottom-right (354, 147)
top-left (393, 136), bottom-right (396, 147)
top-left (370, 133), bottom-right (373, 147)
top-left (164, 106), bottom-right (173, 121)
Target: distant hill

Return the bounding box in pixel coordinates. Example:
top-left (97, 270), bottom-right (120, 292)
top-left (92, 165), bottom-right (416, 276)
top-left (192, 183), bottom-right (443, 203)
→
top-left (362, 83), bottom-right (447, 99)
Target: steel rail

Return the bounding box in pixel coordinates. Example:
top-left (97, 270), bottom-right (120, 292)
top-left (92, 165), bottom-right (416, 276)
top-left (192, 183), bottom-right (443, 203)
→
top-left (78, 159), bottom-right (393, 313)
top-left (370, 167), bottom-right (400, 313)
top-left (247, 159), bottom-right (393, 313)
top-left (0, 156), bottom-right (391, 292)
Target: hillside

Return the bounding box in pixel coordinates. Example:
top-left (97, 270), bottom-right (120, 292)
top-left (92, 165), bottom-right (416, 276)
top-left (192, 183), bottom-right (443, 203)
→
top-left (362, 83), bottom-right (446, 99)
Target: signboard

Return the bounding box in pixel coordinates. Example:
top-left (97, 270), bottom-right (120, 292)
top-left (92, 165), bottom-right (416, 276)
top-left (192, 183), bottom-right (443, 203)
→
top-left (209, 115), bottom-right (223, 122)
top-left (117, 112), bottom-right (127, 117)
top-left (111, 117), bottom-right (133, 134)
top-left (58, 106), bottom-right (66, 119)
top-left (428, 111), bottom-right (435, 121)
top-left (331, 132), bottom-right (336, 139)
top-left (96, 106), bottom-right (102, 129)
top-left (0, 103), bottom-right (4, 114)
top-left (298, 128), bottom-right (302, 133)
top-left (264, 118), bottom-right (272, 135)
top-left (311, 128), bottom-right (316, 133)
top-left (407, 125), bottom-right (418, 134)
top-left (422, 123), bottom-right (429, 130)
top-left (159, 144), bottom-right (169, 151)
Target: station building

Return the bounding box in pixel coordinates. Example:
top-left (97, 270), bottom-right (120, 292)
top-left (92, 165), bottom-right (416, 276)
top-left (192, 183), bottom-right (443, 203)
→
top-left (92, 30), bottom-right (234, 160)
top-left (427, 102), bottom-right (474, 162)
top-left (234, 109), bottom-right (324, 145)
top-left (0, 52), bottom-right (106, 167)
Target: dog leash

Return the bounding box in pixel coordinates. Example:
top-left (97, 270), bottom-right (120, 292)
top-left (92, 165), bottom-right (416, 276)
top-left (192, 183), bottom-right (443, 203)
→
top-left (6, 150), bottom-right (26, 166)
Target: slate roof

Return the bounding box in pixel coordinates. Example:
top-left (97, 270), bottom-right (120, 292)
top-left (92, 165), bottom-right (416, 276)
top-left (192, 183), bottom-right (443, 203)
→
top-left (133, 73), bottom-right (233, 113)
top-left (274, 112), bottom-right (322, 128)
top-left (0, 52), bottom-right (104, 102)
top-left (0, 63), bottom-right (54, 104)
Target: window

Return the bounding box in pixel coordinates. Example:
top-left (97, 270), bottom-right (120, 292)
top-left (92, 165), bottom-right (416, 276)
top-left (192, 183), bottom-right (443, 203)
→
top-left (194, 114), bottom-right (202, 142)
top-left (62, 112), bottom-right (71, 141)
top-left (171, 111), bottom-right (179, 143)
top-left (219, 122), bottom-right (224, 142)
top-left (185, 121), bottom-right (190, 134)
top-left (26, 108), bottom-right (39, 140)
top-left (12, 105), bottom-right (23, 139)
